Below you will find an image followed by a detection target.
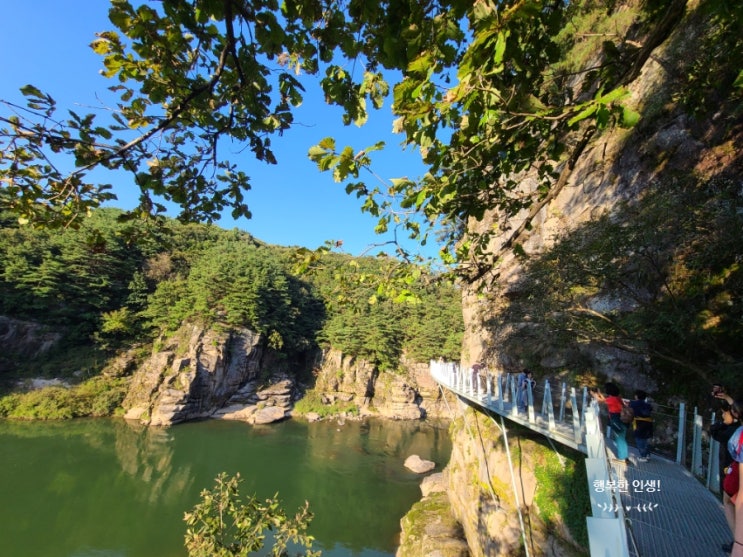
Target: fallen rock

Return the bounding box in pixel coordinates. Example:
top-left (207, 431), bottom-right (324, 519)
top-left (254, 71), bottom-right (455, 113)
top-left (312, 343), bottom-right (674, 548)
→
top-left (305, 412), bottom-right (322, 422)
top-left (405, 455), bottom-right (436, 474)
top-left (251, 405), bottom-right (287, 425)
top-left (421, 472), bottom-right (447, 496)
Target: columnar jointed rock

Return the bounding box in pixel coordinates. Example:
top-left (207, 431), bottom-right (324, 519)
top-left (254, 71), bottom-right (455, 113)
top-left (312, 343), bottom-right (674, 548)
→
top-left (122, 324), bottom-right (264, 425)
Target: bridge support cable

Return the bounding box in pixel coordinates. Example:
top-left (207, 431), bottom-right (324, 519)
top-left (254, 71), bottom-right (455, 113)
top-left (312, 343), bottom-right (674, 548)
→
top-left (489, 414), bottom-right (531, 557)
top-left (436, 378), bottom-right (533, 557)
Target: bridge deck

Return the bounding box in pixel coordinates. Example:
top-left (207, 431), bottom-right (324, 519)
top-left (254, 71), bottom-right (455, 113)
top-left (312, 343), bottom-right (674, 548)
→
top-left (610, 448), bottom-right (730, 556)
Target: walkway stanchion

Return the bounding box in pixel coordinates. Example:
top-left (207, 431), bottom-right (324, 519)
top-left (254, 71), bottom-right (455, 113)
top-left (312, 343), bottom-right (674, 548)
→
top-left (542, 381), bottom-right (555, 431)
top-left (486, 371), bottom-right (492, 403)
top-left (580, 387), bottom-right (588, 427)
top-left (571, 388), bottom-right (582, 445)
top-left (496, 373), bottom-right (504, 412)
top-left (708, 410), bottom-right (720, 492)
top-left (510, 375), bottom-right (518, 417)
top-left (559, 382), bottom-right (566, 424)
top-left (691, 407), bottom-right (703, 477)
top-left (527, 380), bottom-right (535, 423)
top-left (676, 402), bottom-right (687, 465)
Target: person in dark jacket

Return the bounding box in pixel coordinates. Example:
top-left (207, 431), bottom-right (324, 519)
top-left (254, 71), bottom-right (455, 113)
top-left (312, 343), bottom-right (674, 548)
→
top-left (629, 390), bottom-right (653, 462)
top-left (711, 395), bottom-right (743, 549)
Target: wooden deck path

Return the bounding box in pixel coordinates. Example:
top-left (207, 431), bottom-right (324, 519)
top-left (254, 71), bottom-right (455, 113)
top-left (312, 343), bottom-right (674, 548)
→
top-left (429, 361), bottom-right (731, 557)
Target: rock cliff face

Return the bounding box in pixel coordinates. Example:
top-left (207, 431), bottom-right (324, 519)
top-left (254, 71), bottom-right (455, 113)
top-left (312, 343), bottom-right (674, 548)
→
top-left (120, 324), bottom-right (451, 426)
top-left (399, 410), bottom-right (587, 557)
top-left (123, 323), bottom-right (271, 425)
top-left (402, 4), bottom-right (743, 556)
top-left (0, 316), bottom-right (61, 373)
top-left (460, 1), bottom-right (741, 392)
top-left (311, 349), bottom-right (455, 419)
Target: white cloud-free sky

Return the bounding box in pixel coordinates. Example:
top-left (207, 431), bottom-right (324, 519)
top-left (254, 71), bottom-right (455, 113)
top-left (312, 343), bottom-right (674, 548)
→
top-left (0, 0), bottom-right (436, 257)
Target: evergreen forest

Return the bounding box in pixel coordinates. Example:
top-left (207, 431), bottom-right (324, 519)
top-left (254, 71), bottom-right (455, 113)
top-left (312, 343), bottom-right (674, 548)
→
top-left (0, 208), bottom-right (463, 418)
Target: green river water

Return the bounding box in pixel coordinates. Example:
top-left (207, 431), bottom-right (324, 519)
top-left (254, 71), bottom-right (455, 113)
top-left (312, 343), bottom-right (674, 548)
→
top-left (0, 418), bottom-right (451, 557)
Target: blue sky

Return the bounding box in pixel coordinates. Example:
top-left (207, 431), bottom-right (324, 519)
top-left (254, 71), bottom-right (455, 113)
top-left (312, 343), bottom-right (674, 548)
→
top-left (0, 0), bottom-right (435, 257)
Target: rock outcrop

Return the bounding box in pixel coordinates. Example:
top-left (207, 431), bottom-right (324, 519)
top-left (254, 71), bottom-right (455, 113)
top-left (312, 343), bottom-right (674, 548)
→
top-left (214, 378), bottom-right (295, 424)
top-left (123, 323), bottom-right (267, 425)
top-left (399, 409), bottom-right (585, 557)
top-left (0, 316), bottom-right (61, 372)
top-left (404, 454), bottom-right (436, 474)
top-left (310, 349), bottom-right (456, 420)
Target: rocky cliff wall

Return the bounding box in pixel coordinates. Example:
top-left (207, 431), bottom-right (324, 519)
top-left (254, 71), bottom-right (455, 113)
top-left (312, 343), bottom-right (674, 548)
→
top-left (119, 322), bottom-right (452, 426)
top-left (0, 316), bottom-right (61, 373)
top-left (310, 349), bottom-right (456, 420)
top-left (398, 409), bottom-right (588, 557)
top-left (122, 323), bottom-right (268, 425)
top-left (402, 4), bottom-right (743, 556)
top-left (460, 0), bottom-right (741, 393)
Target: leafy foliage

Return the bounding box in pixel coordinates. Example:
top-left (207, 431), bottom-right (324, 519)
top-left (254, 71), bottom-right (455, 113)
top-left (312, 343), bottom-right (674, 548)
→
top-left (0, 209), bottom-right (462, 405)
top-left (0, 376), bottom-right (129, 420)
top-left (484, 175), bottom-right (743, 398)
top-left (183, 472), bottom-right (320, 557)
top-left (292, 390), bottom-right (359, 418)
top-left (1, 0), bottom-right (711, 274)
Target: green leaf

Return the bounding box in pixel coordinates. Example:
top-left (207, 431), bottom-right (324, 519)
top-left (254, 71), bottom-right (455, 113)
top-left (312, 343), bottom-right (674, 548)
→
top-left (621, 106), bottom-right (641, 128)
top-left (20, 84), bottom-right (44, 99)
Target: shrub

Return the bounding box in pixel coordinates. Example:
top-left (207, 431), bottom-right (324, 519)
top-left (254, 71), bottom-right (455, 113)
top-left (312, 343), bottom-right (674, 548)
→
top-left (183, 472), bottom-right (320, 557)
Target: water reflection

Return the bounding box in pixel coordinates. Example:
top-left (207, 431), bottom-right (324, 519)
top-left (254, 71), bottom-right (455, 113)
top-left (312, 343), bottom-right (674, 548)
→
top-left (0, 418), bottom-right (451, 557)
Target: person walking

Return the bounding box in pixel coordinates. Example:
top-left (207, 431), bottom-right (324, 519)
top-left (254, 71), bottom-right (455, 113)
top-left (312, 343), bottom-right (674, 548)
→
top-left (712, 391), bottom-right (743, 553)
top-left (629, 390), bottom-right (653, 462)
top-left (592, 382), bottom-right (630, 464)
top-left (516, 369), bottom-right (534, 413)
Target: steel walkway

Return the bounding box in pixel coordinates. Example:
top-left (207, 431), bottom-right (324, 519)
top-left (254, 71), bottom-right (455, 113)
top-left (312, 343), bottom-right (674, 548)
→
top-left (430, 361), bottom-right (731, 557)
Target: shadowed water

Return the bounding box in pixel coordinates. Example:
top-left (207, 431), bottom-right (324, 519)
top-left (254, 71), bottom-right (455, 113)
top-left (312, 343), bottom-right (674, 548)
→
top-left (0, 418), bottom-right (451, 557)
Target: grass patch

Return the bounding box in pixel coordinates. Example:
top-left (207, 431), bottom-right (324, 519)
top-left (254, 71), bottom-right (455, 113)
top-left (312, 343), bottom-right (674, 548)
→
top-left (532, 445), bottom-right (590, 550)
top-left (0, 375), bottom-right (130, 420)
top-left (293, 390), bottom-right (359, 418)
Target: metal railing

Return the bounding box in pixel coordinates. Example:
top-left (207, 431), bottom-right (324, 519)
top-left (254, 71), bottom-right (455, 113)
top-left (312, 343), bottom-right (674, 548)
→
top-left (430, 361), bottom-right (724, 492)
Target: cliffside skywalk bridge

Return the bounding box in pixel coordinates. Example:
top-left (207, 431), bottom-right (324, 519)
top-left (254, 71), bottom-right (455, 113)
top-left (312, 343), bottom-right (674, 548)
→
top-left (430, 360), bottom-right (730, 557)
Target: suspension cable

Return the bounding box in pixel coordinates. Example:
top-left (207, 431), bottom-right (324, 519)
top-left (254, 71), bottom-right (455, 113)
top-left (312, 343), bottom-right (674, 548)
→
top-left (438, 384), bottom-right (531, 557)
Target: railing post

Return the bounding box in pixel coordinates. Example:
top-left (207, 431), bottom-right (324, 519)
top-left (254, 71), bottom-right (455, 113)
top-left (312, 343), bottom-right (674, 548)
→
top-left (571, 387), bottom-right (582, 445)
top-left (510, 375), bottom-right (518, 417)
top-left (542, 380), bottom-right (555, 431)
top-left (580, 387), bottom-right (588, 427)
top-left (676, 402), bottom-right (687, 466)
top-left (708, 410), bottom-right (720, 492)
top-left (486, 371), bottom-right (492, 402)
top-left (691, 407), bottom-right (703, 477)
top-left (559, 382), bottom-right (566, 424)
top-left (496, 373), bottom-right (504, 412)
top-left (527, 379), bottom-right (535, 423)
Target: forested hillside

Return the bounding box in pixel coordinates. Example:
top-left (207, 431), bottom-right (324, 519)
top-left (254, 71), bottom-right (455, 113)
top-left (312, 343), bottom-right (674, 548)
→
top-left (0, 208), bottom-right (462, 417)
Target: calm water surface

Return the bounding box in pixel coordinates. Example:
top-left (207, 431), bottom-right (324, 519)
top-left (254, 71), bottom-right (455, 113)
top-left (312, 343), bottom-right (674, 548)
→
top-left (0, 418), bottom-right (451, 557)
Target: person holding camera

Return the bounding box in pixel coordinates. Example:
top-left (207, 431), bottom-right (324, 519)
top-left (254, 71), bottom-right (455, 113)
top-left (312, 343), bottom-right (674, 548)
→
top-left (712, 386), bottom-right (743, 552)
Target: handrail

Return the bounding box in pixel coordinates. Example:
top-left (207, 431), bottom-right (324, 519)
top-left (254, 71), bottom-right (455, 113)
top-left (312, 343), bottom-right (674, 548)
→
top-left (430, 360), bottom-right (724, 492)
top-left (431, 360), bottom-right (727, 557)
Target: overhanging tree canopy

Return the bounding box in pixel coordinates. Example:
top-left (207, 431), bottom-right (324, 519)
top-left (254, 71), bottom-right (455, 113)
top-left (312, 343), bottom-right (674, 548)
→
top-left (2, 0), bottom-right (725, 275)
